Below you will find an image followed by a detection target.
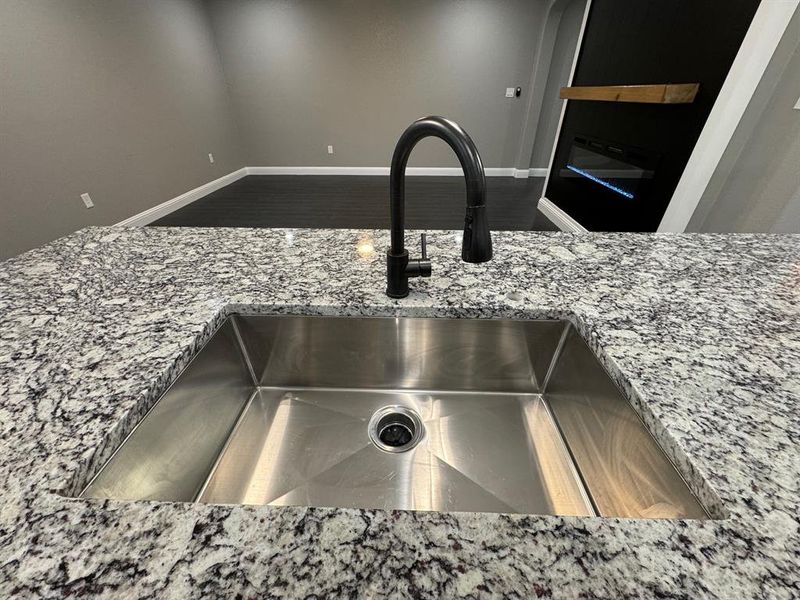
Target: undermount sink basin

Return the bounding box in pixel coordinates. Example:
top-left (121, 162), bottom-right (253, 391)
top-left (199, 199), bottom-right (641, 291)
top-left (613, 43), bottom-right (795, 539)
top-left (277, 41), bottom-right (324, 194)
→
top-left (79, 314), bottom-right (708, 519)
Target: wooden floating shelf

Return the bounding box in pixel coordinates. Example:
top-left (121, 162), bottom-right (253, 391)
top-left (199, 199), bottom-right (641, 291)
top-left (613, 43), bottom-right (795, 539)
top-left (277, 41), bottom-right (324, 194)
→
top-left (559, 83), bottom-right (700, 104)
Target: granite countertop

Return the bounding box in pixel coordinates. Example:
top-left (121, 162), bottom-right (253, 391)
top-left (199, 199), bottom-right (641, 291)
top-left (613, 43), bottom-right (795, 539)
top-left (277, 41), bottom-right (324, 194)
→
top-left (0, 226), bottom-right (798, 598)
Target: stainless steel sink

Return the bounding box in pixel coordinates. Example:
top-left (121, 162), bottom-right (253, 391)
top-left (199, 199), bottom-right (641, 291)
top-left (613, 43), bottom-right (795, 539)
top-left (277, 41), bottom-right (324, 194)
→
top-left (80, 315), bottom-right (708, 519)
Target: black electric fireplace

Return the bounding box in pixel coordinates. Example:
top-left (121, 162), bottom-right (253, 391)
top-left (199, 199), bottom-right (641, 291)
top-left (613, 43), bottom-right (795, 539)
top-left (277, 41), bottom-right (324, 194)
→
top-left (543, 0), bottom-right (761, 232)
top-left (560, 136), bottom-right (660, 202)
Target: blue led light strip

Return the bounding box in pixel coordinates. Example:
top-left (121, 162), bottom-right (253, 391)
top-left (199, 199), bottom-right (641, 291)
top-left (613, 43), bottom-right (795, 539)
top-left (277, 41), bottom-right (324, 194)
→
top-left (566, 164), bottom-right (635, 199)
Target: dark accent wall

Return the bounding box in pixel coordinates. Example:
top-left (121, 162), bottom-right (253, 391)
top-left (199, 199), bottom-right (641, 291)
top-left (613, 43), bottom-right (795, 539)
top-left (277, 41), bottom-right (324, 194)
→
top-left (545, 0), bottom-right (761, 231)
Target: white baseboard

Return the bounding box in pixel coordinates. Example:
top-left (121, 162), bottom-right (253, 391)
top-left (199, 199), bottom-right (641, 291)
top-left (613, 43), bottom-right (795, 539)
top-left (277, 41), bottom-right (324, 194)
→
top-left (116, 168), bottom-right (248, 226)
top-left (247, 166), bottom-right (389, 176)
top-left (513, 168), bottom-right (549, 179)
top-left (537, 197), bottom-right (587, 232)
top-left (245, 166), bottom-right (520, 177)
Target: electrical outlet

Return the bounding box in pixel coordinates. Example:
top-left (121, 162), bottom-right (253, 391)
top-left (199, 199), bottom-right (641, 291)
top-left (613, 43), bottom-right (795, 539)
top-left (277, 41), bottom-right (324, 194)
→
top-left (208, 153), bottom-right (215, 164)
top-left (505, 87), bottom-right (515, 98)
top-left (80, 193), bottom-right (94, 209)
top-left (327, 145), bottom-right (334, 155)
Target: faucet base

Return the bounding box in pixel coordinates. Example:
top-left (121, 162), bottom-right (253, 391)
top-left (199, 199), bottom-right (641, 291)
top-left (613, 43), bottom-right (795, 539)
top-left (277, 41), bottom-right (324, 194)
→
top-left (386, 250), bottom-right (410, 298)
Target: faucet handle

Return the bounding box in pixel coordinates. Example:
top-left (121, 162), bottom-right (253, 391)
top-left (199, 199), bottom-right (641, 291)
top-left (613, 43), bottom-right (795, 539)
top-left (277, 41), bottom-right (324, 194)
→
top-left (405, 233), bottom-right (432, 279)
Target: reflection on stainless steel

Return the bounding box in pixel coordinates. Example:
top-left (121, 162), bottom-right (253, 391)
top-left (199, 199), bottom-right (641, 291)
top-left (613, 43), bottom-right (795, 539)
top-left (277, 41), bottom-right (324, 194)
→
top-left (234, 315), bottom-right (565, 393)
top-left (545, 327), bottom-right (708, 519)
top-left (81, 321), bottom-right (253, 502)
top-left (80, 315), bottom-right (709, 519)
top-left (198, 388), bottom-right (592, 515)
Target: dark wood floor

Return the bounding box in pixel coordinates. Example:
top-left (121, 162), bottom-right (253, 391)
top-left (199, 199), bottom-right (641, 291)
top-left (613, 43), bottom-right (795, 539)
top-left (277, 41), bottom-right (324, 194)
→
top-left (151, 175), bottom-right (557, 231)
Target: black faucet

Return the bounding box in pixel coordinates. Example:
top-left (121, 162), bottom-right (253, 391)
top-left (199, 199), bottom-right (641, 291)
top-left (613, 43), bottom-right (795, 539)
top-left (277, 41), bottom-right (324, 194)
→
top-left (386, 116), bottom-right (492, 298)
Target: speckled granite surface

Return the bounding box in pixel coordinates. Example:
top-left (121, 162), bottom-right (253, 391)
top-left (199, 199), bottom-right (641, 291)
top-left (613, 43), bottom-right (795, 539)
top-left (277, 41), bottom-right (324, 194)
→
top-left (0, 226), bottom-right (798, 599)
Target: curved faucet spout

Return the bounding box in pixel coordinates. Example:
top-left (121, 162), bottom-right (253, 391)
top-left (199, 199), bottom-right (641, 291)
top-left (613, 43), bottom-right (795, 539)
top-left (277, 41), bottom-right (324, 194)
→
top-left (387, 116), bottom-right (493, 298)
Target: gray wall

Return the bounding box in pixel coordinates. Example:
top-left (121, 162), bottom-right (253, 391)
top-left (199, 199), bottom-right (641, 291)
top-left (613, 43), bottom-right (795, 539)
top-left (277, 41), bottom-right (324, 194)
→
top-left (688, 9), bottom-right (800, 233)
top-left (0, 0), bottom-right (244, 259)
top-left (204, 0), bottom-right (548, 168)
top-left (531, 0), bottom-right (586, 169)
top-left (529, 0), bottom-right (586, 169)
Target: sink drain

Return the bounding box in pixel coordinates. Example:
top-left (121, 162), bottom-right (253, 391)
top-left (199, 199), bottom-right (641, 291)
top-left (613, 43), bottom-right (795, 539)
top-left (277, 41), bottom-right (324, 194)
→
top-left (369, 406), bottom-right (424, 453)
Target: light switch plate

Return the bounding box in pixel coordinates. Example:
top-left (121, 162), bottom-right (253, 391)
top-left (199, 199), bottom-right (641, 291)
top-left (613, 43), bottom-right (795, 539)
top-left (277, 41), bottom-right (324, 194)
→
top-left (505, 87), bottom-right (515, 98)
top-left (80, 193), bottom-right (94, 209)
